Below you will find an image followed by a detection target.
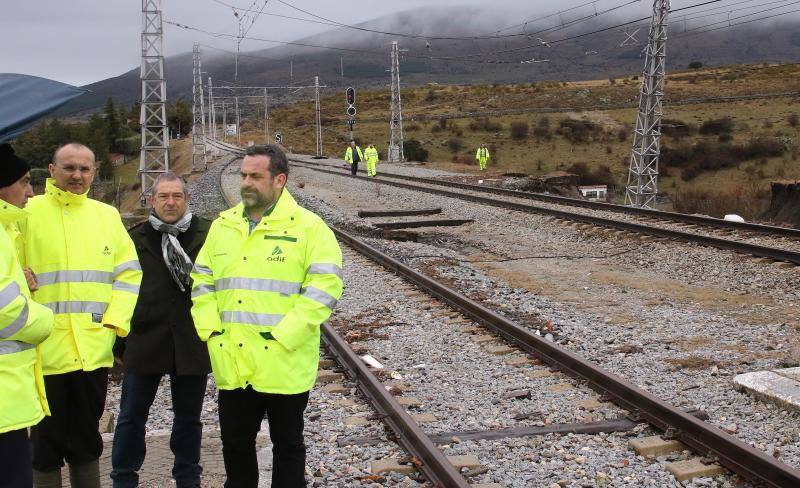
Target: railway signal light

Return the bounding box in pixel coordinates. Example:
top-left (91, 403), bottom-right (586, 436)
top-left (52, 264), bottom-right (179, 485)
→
top-left (346, 87), bottom-right (355, 105)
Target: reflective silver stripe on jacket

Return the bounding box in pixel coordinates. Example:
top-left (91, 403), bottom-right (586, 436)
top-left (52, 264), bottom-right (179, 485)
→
top-left (300, 286), bottom-right (338, 310)
top-left (114, 260), bottom-right (142, 277)
top-left (215, 277), bottom-right (301, 297)
top-left (306, 263), bottom-right (343, 279)
top-left (220, 311), bottom-right (285, 326)
top-left (193, 264), bottom-right (212, 276)
top-left (0, 340), bottom-right (35, 355)
top-left (0, 298), bottom-right (28, 339)
top-left (37, 270), bottom-right (113, 286)
top-left (0, 281), bottom-right (21, 310)
top-left (112, 281), bottom-right (140, 294)
top-left (43, 301), bottom-right (108, 315)
top-left (191, 284), bottom-right (216, 299)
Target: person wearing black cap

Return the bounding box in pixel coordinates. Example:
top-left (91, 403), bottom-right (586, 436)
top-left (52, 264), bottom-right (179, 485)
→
top-left (0, 143), bottom-right (55, 488)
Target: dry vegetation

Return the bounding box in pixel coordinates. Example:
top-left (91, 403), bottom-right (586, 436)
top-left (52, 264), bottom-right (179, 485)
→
top-left (221, 63), bottom-right (800, 216)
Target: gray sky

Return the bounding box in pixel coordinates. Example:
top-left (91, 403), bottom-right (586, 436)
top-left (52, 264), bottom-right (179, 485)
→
top-left (4, 0), bottom-right (786, 86)
top-left (2, 0), bottom-right (545, 86)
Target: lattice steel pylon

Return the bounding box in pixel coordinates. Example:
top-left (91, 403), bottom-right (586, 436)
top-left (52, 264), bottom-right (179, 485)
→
top-left (625, 0), bottom-right (669, 208)
top-left (139, 0), bottom-right (169, 203)
top-left (191, 43), bottom-right (207, 172)
top-left (388, 41), bottom-right (404, 162)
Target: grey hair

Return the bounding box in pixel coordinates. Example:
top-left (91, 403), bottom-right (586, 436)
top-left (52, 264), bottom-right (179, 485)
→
top-left (53, 142), bottom-right (96, 165)
top-left (152, 172), bottom-right (188, 194)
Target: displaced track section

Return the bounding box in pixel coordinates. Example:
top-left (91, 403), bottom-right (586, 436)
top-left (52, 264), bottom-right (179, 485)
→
top-left (287, 157), bottom-right (800, 265)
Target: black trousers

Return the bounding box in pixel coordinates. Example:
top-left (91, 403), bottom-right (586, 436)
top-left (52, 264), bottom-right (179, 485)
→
top-left (111, 373), bottom-right (208, 488)
top-left (30, 368), bottom-right (109, 471)
top-left (0, 428), bottom-right (33, 487)
top-left (218, 387), bottom-right (309, 488)
top-left (350, 161), bottom-right (358, 176)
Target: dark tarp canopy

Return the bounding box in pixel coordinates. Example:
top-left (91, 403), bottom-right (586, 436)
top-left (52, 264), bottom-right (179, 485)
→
top-left (0, 73), bottom-right (86, 144)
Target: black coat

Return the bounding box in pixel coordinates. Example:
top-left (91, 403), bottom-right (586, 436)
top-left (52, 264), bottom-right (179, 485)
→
top-left (115, 216), bottom-right (212, 375)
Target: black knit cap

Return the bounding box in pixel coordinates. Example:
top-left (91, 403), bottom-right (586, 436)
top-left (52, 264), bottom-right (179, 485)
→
top-left (0, 143), bottom-right (31, 188)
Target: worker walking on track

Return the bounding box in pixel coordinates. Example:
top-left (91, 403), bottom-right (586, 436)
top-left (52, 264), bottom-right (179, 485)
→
top-left (344, 140), bottom-right (364, 176)
top-left (475, 143), bottom-right (490, 171)
top-left (191, 145), bottom-right (343, 488)
top-left (365, 144), bottom-right (379, 177)
top-left (0, 143), bottom-right (55, 488)
top-left (110, 173), bottom-right (211, 488)
top-left (21, 143), bottom-right (142, 488)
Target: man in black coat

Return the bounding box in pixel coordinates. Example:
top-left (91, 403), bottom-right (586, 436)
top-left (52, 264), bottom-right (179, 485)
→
top-left (110, 173), bottom-right (211, 488)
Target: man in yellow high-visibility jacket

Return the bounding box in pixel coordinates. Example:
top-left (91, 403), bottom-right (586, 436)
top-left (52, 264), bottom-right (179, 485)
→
top-left (343, 140), bottom-right (364, 176)
top-left (191, 144), bottom-right (343, 487)
top-left (365, 144), bottom-right (379, 177)
top-left (475, 143), bottom-right (490, 171)
top-left (0, 143), bottom-right (54, 488)
top-left (20, 143), bottom-right (142, 488)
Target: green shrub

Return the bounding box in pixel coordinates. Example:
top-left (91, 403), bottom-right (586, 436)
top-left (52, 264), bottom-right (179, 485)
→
top-left (510, 122), bottom-right (529, 140)
top-left (403, 139), bottom-right (428, 162)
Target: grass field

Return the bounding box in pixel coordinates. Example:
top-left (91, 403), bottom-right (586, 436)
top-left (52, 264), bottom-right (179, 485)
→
top-left (135, 62), bottom-right (800, 216)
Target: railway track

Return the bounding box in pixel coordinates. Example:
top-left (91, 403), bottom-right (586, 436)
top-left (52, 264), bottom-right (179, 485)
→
top-left (282, 156), bottom-right (800, 266)
top-left (212, 154), bottom-right (800, 487)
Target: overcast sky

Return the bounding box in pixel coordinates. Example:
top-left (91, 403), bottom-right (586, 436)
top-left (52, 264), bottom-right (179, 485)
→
top-left (4, 0), bottom-right (789, 86)
top-left (0, 0), bottom-right (654, 86)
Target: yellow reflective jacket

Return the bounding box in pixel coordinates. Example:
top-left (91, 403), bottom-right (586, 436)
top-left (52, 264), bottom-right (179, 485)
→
top-left (344, 146), bottom-right (364, 164)
top-left (20, 179), bottom-right (142, 375)
top-left (476, 147), bottom-right (490, 163)
top-left (365, 147), bottom-right (379, 164)
top-left (0, 200), bottom-right (54, 433)
top-left (191, 189), bottom-right (343, 394)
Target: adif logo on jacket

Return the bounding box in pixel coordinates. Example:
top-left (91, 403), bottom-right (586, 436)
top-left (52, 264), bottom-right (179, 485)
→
top-left (102, 245), bottom-right (111, 256)
top-left (266, 245), bottom-right (286, 262)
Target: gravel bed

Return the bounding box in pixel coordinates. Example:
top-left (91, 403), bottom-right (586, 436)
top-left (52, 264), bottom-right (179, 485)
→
top-left (291, 156), bottom-right (800, 254)
top-left (273, 159), bottom-right (800, 480)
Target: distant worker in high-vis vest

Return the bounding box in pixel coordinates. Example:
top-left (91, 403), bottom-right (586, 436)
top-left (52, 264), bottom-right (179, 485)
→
top-left (0, 143), bottom-right (54, 488)
top-left (344, 140), bottom-right (364, 177)
top-left (21, 142), bottom-right (142, 488)
top-left (365, 144), bottom-right (379, 177)
top-left (475, 143), bottom-right (490, 171)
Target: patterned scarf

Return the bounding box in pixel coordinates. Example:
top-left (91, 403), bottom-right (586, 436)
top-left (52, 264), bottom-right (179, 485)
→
top-left (148, 210), bottom-right (194, 292)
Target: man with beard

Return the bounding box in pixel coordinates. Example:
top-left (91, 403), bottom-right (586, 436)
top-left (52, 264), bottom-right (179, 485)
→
top-left (190, 145), bottom-right (342, 487)
top-left (111, 173), bottom-right (211, 488)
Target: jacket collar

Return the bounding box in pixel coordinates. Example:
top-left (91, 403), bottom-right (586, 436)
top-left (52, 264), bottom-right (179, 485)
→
top-left (0, 198), bottom-right (28, 225)
top-left (219, 188), bottom-right (299, 229)
top-left (45, 178), bottom-right (89, 206)
top-left (138, 214), bottom-right (209, 256)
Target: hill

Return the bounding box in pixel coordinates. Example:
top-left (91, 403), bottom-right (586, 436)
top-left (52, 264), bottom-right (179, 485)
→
top-left (59, 6), bottom-right (800, 115)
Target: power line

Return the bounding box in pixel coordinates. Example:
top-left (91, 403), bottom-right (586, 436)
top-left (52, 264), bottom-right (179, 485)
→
top-left (673, 4), bottom-right (800, 36)
top-left (208, 0), bottom-right (644, 41)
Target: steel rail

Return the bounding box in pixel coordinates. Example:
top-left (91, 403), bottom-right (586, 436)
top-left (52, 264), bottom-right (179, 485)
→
top-left (291, 160), bottom-right (800, 265)
top-left (216, 154), bottom-right (470, 488)
top-left (332, 226), bottom-right (800, 488)
top-left (321, 323), bottom-right (471, 488)
top-left (295, 157), bottom-right (800, 238)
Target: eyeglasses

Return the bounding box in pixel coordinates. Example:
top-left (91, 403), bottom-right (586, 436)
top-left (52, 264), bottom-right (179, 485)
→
top-left (55, 164), bottom-right (94, 175)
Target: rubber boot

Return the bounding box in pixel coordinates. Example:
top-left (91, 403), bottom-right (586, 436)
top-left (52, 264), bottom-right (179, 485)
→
top-left (68, 460), bottom-right (100, 488)
top-left (33, 468), bottom-right (63, 488)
